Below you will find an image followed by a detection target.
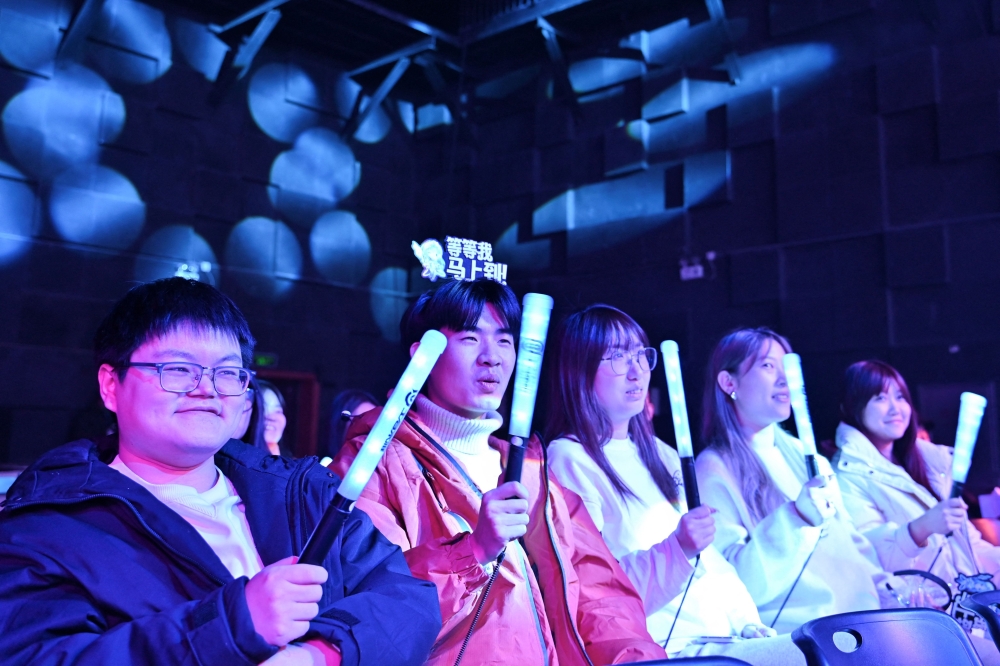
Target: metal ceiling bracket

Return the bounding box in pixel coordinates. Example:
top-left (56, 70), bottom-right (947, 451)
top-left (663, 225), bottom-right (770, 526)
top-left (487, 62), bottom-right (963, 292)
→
top-left (705, 0), bottom-right (742, 84)
top-left (342, 57), bottom-right (411, 139)
top-left (537, 18), bottom-right (580, 113)
top-left (348, 36), bottom-right (436, 77)
top-left (209, 0), bottom-right (293, 34)
top-left (339, 0), bottom-right (461, 46)
top-left (232, 9), bottom-right (282, 78)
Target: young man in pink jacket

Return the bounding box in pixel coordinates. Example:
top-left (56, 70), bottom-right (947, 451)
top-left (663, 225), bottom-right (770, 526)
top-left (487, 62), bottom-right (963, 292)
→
top-left (332, 279), bottom-right (665, 666)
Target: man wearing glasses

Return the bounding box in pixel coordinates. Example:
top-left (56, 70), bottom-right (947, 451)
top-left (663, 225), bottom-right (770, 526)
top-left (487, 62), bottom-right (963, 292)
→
top-left (0, 278), bottom-right (440, 665)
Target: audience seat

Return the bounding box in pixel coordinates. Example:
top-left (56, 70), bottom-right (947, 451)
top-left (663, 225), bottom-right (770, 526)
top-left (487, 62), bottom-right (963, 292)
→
top-left (791, 608), bottom-right (982, 665)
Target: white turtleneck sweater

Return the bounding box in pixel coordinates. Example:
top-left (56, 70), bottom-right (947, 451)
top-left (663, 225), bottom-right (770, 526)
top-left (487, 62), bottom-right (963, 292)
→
top-left (110, 457), bottom-right (264, 579)
top-left (413, 394), bottom-right (504, 494)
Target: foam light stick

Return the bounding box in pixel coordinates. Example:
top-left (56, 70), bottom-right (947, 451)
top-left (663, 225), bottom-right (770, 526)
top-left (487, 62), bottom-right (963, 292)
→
top-left (782, 353), bottom-right (820, 479)
top-left (951, 392), bottom-right (988, 499)
top-left (300, 329), bottom-right (448, 565)
top-left (503, 293), bottom-right (554, 485)
top-left (661, 341), bottom-right (700, 510)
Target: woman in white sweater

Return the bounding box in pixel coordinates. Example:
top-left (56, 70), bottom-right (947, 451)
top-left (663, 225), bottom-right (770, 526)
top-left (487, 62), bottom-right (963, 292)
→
top-left (833, 360), bottom-right (1000, 593)
top-left (695, 327), bottom-right (890, 635)
top-left (545, 306), bottom-right (804, 665)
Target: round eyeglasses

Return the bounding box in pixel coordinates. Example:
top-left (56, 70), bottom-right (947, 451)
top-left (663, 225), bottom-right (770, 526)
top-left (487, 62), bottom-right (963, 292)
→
top-left (126, 362), bottom-right (254, 396)
top-left (601, 347), bottom-right (658, 375)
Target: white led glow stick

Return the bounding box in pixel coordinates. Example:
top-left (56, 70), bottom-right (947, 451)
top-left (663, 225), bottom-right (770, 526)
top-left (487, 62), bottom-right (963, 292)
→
top-left (952, 392), bottom-right (987, 498)
top-left (782, 353), bottom-right (820, 479)
top-left (661, 340), bottom-right (699, 509)
top-left (504, 293), bottom-right (554, 485)
top-left (300, 329), bottom-right (447, 564)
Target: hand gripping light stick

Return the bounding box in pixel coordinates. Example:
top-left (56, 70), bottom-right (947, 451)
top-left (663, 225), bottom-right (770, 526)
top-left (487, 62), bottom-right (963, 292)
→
top-left (452, 295), bottom-right (553, 666)
top-left (782, 353), bottom-right (820, 479)
top-left (299, 329), bottom-right (448, 565)
top-left (951, 392), bottom-right (988, 500)
top-left (660, 341), bottom-right (700, 510)
top-left (502, 293), bottom-right (554, 486)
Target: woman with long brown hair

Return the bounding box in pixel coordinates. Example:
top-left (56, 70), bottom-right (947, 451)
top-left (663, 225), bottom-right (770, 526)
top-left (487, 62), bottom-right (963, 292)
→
top-left (834, 360), bottom-right (1000, 588)
top-left (546, 307), bottom-right (804, 664)
top-left (695, 327), bottom-right (889, 634)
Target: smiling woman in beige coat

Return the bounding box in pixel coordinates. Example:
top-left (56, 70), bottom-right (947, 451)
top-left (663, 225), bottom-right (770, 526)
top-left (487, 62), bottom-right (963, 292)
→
top-left (833, 360), bottom-right (1000, 593)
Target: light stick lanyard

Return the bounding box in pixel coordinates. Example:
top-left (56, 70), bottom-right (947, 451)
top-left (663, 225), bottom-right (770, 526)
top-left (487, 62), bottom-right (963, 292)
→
top-left (299, 329), bottom-right (447, 565)
top-left (945, 392), bottom-right (987, 570)
top-left (660, 341), bottom-right (701, 649)
top-left (782, 353), bottom-right (820, 480)
top-left (770, 353), bottom-right (821, 628)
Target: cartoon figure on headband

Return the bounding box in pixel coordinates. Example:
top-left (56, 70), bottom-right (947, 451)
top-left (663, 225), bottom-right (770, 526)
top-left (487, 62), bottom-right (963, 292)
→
top-left (412, 239), bottom-right (446, 281)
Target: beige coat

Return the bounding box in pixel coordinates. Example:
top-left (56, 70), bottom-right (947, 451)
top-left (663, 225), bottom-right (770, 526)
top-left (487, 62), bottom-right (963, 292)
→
top-left (833, 422), bottom-right (1000, 588)
top-left (696, 426), bottom-right (885, 634)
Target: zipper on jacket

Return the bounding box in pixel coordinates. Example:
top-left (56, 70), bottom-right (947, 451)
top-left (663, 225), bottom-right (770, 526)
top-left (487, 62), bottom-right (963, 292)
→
top-left (5, 493), bottom-right (229, 587)
top-left (406, 417), bottom-right (549, 664)
top-left (539, 444), bottom-right (597, 666)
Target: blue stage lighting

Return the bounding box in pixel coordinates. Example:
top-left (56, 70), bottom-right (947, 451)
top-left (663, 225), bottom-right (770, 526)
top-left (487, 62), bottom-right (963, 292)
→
top-left (48, 164), bottom-right (144, 251)
top-left (85, 0), bottom-right (172, 84)
top-left (268, 127), bottom-right (360, 226)
top-left (309, 209), bottom-right (371, 285)
top-left (369, 266), bottom-right (409, 342)
top-left (569, 58), bottom-right (645, 95)
top-left (0, 160), bottom-right (37, 263)
top-left (0, 0), bottom-right (69, 78)
top-left (2, 63), bottom-right (125, 179)
top-left (493, 223), bottom-right (551, 271)
top-left (134, 225), bottom-right (218, 285)
top-left (248, 63), bottom-right (321, 143)
top-left (225, 216), bottom-right (302, 299)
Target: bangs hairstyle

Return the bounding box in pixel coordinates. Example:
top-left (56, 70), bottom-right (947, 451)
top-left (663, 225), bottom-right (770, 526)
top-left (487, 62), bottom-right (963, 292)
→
top-left (701, 327), bottom-right (792, 523)
top-left (545, 304), bottom-right (678, 504)
top-left (94, 277), bottom-right (256, 379)
top-left (400, 278), bottom-right (521, 349)
top-left (841, 360), bottom-right (935, 497)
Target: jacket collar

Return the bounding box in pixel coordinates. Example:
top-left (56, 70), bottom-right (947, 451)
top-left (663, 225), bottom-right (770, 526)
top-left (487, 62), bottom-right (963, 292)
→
top-left (834, 422), bottom-right (940, 505)
top-left (346, 405), bottom-right (515, 516)
top-left (4, 437), bottom-right (303, 579)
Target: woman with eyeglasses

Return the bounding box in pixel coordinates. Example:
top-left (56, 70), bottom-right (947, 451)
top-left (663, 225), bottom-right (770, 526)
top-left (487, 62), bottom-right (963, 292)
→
top-left (545, 306), bottom-right (804, 664)
top-left (695, 327), bottom-right (891, 635)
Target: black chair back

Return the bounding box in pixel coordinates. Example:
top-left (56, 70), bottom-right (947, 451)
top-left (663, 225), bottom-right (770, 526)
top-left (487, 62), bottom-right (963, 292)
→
top-left (964, 590), bottom-right (1000, 649)
top-left (791, 608), bottom-right (983, 666)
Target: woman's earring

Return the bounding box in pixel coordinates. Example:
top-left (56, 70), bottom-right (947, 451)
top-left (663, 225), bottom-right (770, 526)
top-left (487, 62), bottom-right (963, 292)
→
top-left (730, 391), bottom-right (737, 401)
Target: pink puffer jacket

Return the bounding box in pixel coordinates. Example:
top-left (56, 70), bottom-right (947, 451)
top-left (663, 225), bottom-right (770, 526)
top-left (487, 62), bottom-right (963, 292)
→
top-left (332, 408), bottom-right (665, 666)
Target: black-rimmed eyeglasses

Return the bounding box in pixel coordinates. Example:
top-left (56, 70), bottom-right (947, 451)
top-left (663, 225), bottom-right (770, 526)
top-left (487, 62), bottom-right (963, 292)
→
top-left (601, 347), bottom-right (657, 375)
top-left (125, 362), bottom-right (254, 396)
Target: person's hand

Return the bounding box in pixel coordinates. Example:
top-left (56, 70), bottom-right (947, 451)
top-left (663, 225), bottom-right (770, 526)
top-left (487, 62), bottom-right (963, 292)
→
top-left (908, 498), bottom-right (968, 545)
top-left (245, 556), bottom-right (328, 647)
top-left (794, 475), bottom-right (837, 527)
top-left (741, 623), bottom-right (777, 639)
top-left (675, 506), bottom-right (717, 559)
top-left (259, 641), bottom-right (341, 666)
top-left (470, 480), bottom-right (529, 564)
